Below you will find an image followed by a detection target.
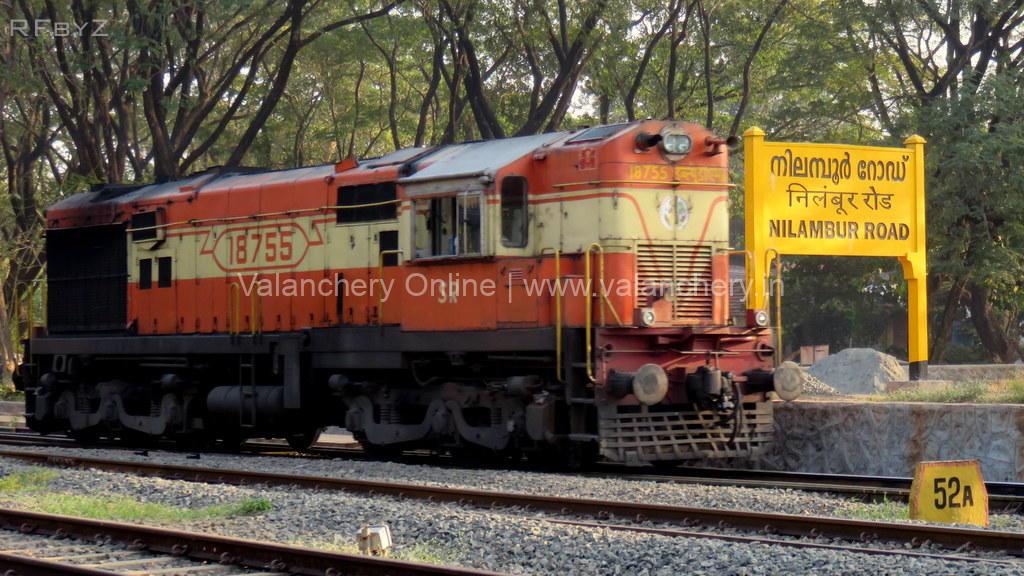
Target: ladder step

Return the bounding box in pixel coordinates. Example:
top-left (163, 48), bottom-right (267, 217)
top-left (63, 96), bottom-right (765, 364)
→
top-left (567, 397), bottom-right (595, 404)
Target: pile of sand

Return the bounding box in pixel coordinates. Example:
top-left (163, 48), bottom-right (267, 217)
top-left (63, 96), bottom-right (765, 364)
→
top-left (808, 348), bottom-right (906, 394)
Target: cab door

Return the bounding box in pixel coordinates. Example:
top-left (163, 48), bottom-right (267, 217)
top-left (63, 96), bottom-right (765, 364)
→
top-left (496, 175), bottom-right (538, 326)
top-left (335, 181), bottom-right (401, 325)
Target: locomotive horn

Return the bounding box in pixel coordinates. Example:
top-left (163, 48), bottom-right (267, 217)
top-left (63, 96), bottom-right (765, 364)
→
top-left (705, 135), bottom-right (739, 155)
top-left (635, 131), bottom-right (663, 150)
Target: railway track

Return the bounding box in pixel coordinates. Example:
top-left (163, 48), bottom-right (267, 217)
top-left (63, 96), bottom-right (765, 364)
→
top-left (1, 429), bottom-right (1024, 510)
top-left (0, 506), bottom-right (497, 576)
top-left (243, 436), bottom-right (1024, 509)
top-left (592, 465), bottom-right (1024, 510)
top-left (0, 447), bottom-right (1021, 561)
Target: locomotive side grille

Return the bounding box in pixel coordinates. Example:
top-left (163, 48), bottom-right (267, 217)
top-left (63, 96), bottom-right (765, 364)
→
top-left (47, 224), bottom-right (127, 333)
top-left (636, 243), bottom-right (714, 321)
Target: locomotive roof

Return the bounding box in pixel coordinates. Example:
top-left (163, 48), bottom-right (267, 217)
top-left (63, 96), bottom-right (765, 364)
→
top-left (46, 124), bottom-right (635, 216)
top-left (399, 132), bottom-right (567, 183)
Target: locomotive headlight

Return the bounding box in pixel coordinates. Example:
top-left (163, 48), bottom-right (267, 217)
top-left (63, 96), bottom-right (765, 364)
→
top-left (753, 309), bottom-right (770, 327)
top-left (661, 132), bottom-right (692, 155)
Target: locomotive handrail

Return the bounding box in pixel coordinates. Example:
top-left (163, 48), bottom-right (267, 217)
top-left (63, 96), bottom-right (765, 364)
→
top-left (556, 249), bottom-right (563, 383)
top-left (377, 249), bottom-right (403, 326)
top-left (582, 243), bottom-right (629, 384)
top-left (228, 283), bottom-right (241, 335)
top-left (251, 291), bottom-right (262, 336)
top-left (584, 244), bottom-right (600, 383)
top-left (228, 283), bottom-right (261, 335)
top-left (125, 199), bottom-right (404, 234)
top-left (328, 199), bottom-right (404, 211)
top-left (23, 284), bottom-right (40, 341)
top-left (729, 247), bottom-right (783, 364)
top-left (765, 248), bottom-right (783, 365)
top-left (728, 248), bottom-right (754, 325)
top-left (586, 244), bottom-right (625, 327)
top-left (537, 247), bottom-right (564, 383)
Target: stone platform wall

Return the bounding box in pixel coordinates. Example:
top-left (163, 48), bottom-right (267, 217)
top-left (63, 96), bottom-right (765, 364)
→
top-left (928, 364), bottom-right (1024, 382)
top-left (754, 400), bottom-right (1024, 481)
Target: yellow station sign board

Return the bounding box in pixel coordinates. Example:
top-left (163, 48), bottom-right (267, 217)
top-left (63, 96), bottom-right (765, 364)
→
top-left (743, 128), bottom-right (929, 372)
top-left (757, 142), bottom-right (920, 256)
top-left (909, 460), bottom-right (989, 527)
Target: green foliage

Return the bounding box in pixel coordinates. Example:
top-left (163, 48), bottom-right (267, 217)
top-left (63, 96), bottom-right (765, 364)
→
top-left (884, 383), bottom-right (987, 404)
top-left (0, 0), bottom-right (1021, 361)
top-left (31, 494), bottom-right (273, 523)
top-left (843, 498), bottom-right (909, 522)
top-left (0, 468), bottom-right (58, 493)
top-left (0, 466), bottom-right (272, 521)
top-left (919, 72), bottom-right (1024, 318)
top-left (780, 256), bottom-right (907, 356)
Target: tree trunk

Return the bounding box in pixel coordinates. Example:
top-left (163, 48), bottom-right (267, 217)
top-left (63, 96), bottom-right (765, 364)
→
top-left (967, 282), bottom-right (1022, 363)
top-left (929, 275), bottom-right (966, 362)
top-left (0, 284), bottom-right (17, 377)
top-left (698, 0), bottom-right (713, 129)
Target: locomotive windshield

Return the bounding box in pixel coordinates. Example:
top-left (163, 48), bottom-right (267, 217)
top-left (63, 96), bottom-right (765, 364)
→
top-left (565, 122), bottom-right (630, 144)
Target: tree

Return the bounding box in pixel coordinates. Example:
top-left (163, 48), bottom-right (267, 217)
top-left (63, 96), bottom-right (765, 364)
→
top-left (858, 0), bottom-right (1024, 361)
top-left (16, 0), bottom-right (398, 182)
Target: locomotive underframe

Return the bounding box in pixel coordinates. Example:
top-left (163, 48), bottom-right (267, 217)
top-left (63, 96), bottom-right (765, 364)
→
top-left (18, 324), bottom-right (773, 463)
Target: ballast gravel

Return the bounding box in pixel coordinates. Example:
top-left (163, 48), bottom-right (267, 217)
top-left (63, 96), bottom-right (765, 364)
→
top-left (0, 449), bottom-right (1020, 574)
top-left (0, 459), bottom-right (1018, 575)
top-left (1, 443), bottom-right (1020, 532)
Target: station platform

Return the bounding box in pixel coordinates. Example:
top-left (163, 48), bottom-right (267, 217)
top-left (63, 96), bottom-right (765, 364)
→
top-left (756, 399), bottom-right (1024, 482)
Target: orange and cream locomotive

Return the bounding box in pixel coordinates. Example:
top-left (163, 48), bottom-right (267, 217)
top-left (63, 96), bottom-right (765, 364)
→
top-left (17, 120), bottom-right (798, 464)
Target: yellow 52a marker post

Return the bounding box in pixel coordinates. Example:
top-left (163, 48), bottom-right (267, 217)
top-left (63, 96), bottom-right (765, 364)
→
top-left (909, 460), bottom-right (988, 527)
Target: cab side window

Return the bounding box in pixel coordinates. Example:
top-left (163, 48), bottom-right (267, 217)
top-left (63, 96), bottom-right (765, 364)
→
top-left (336, 183), bottom-right (397, 223)
top-left (413, 192), bottom-right (482, 258)
top-left (500, 176), bottom-right (527, 247)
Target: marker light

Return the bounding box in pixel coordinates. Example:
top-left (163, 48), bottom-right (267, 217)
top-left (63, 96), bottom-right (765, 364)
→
top-left (640, 308), bottom-right (657, 327)
top-left (753, 309), bottom-right (770, 327)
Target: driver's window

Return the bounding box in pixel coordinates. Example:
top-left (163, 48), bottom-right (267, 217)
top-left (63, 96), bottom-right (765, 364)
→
top-left (413, 192), bottom-right (482, 258)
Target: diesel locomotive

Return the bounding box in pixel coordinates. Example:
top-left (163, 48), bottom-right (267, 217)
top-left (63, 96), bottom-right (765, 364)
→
top-left (15, 120), bottom-right (799, 465)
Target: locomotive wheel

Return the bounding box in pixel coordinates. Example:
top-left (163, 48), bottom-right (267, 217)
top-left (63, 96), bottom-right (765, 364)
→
top-left (285, 428), bottom-right (324, 451)
top-left (360, 442), bottom-right (404, 460)
top-left (563, 442), bottom-right (598, 471)
top-left (118, 430), bottom-right (157, 448)
top-left (217, 431), bottom-right (244, 452)
top-left (451, 444), bottom-right (514, 466)
top-left (175, 432), bottom-right (212, 451)
top-left (68, 428), bottom-right (99, 445)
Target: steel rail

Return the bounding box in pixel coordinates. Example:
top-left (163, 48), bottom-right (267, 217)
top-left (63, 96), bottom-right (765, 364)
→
top-left (0, 551), bottom-right (121, 575)
top-left (595, 465), bottom-right (1024, 509)
top-left (0, 507), bottom-right (499, 576)
top-left (546, 519), bottom-right (1020, 566)
top-left (2, 430), bottom-right (1024, 509)
top-left (3, 430), bottom-right (1024, 509)
top-left (0, 449), bottom-right (1021, 556)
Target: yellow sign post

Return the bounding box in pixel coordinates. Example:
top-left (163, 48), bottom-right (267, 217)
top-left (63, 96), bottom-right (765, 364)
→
top-left (743, 128), bottom-right (929, 379)
top-left (909, 460), bottom-right (989, 527)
